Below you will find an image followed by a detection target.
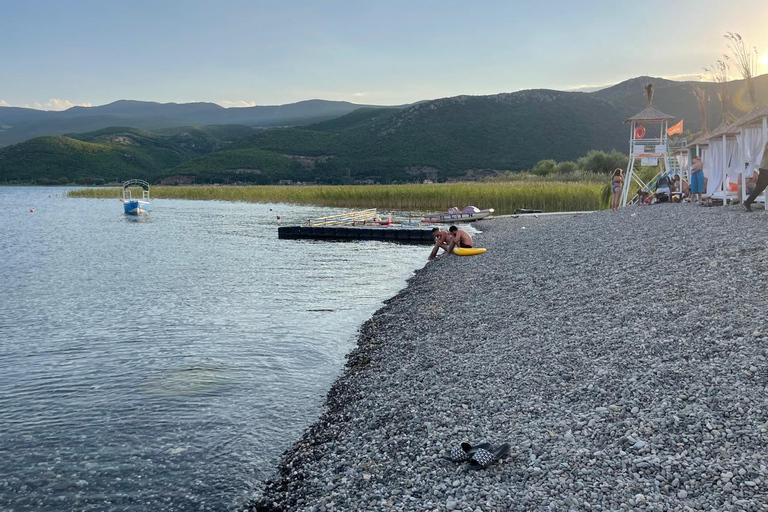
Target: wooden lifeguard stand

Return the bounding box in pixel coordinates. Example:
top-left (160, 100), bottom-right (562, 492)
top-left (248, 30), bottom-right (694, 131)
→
top-left (620, 85), bottom-right (682, 206)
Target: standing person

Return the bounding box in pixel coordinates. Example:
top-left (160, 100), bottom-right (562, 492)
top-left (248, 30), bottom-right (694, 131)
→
top-left (445, 225), bottom-right (473, 255)
top-left (428, 227), bottom-right (452, 260)
top-left (743, 143), bottom-right (768, 211)
top-left (690, 156), bottom-right (705, 203)
top-left (610, 169), bottom-right (624, 212)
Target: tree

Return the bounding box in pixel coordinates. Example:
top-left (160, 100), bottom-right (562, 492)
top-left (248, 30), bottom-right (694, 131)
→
top-left (555, 161), bottom-right (578, 174)
top-left (531, 159), bottom-right (556, 176)
top-left (703, 60), bottom-right (731, 124)
top-left (723, 32), bottom-right (758, 110)
top-left (691, 85), bottom-right (708, 134)
top-left (576, 150), bottom-right (628, 174)
top-left (644, 82), bottom-right (654, 107)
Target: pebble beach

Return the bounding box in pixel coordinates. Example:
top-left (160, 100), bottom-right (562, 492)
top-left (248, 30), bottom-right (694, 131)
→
top-left (252, 204), bottom-right (768, 512)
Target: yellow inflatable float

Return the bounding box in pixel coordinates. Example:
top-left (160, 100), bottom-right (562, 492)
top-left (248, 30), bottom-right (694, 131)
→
top-left (453, 247), bottom-right (487, 256)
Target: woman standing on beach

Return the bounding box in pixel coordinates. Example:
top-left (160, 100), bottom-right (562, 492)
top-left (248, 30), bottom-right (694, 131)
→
top-left (610, 168), bottom-right (624, 212)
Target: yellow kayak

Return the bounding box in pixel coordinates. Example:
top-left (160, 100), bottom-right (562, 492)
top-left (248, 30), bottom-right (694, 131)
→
top-left (453, 247), bottom-right (487, 256)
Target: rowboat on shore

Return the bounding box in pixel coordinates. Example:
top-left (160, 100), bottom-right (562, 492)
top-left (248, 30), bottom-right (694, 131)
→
top-left (121, 179), bottom-right (150, 215)
top-left (421, 206), bottom-right (494, 223)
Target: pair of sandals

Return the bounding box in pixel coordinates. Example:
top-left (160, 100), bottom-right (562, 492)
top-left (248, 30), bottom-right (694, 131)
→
top-left (444, 441), bottom-right (511, 469)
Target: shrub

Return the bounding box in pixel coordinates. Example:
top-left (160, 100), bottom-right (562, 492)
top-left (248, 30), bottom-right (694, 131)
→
top-left (531, 159), bottom-right (556, 176)
top-left (577, 149), bottom-right (629, 174)
top-left (555, 161), bottom-right (578, 174)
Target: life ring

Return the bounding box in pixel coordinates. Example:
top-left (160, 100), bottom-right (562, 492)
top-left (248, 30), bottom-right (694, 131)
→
top-left (635, 125), bottom-right (646, 139)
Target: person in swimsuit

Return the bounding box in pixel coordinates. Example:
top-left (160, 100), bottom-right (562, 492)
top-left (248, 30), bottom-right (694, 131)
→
top-left (443, 225), bottom-right (473, 256)
top-left (428, 227), bottom-right (453, 260)
top-left (610, 168), bottom-right (624, 212)
top-left (690, 156), bottom-right (705, 203)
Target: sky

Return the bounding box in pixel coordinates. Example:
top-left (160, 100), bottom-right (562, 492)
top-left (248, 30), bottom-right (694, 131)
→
top-left (1, 0), bottom-right (768, 110)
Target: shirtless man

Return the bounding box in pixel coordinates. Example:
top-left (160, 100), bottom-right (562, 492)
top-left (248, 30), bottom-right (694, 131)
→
top-left (446, 225), bottom-right (473, 255)
top-left (428, 227), bottom-right (452, 260)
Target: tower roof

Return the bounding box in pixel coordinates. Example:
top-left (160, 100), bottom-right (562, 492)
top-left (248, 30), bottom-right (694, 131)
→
top-left (624, 106), bottom-right (676, 123)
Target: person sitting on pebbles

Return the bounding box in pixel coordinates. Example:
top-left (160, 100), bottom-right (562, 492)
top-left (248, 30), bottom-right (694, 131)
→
top-left (428, 227), bottom-right (453, 260)
top-left (445, 225), bottom-right (473, 255)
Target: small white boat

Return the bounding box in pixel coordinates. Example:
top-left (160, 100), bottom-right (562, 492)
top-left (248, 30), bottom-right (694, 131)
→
top-left (121, 179), bottom-right (150, 215)
top-left (421, 206), bottom-right (494, 223)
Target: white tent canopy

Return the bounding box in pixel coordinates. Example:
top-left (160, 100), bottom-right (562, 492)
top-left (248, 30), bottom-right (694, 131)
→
top-left (740, 126), bottom-right (766, 178)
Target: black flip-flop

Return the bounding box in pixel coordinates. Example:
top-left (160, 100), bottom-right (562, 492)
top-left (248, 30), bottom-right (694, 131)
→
top-left (468, 443), bottom-right (511, 469)
top-left (443, 442), bottom-right (493, 462)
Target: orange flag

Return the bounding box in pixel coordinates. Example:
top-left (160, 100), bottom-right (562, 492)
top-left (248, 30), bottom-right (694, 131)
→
top-left (667, 120), bottom-right (683, 135)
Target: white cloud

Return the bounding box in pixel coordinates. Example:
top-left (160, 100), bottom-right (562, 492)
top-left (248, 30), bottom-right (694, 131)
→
top-left (217, 100), bottom-right (257, 108)
top-left (564, 83), bottom-right (616, 93)
top-left (564, 72), bottom-right (723, 93)
top-left (19, 98), bottom-right (92, 111)
top-left (661, 73), bottom-right (706, 82)
top-left (0, 100), bottom-right (10, 107)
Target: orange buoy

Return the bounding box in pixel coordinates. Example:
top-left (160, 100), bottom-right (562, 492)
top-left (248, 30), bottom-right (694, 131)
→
top-left (635, 125), bottom-right (646, 139)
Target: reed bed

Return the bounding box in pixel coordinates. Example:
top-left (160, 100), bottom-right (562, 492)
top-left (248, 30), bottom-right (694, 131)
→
top-left (68, 182), bottom-right (606, 214)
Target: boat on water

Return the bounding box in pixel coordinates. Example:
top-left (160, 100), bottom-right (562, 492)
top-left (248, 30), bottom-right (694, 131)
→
top-left (421, 205), bottom-right (494, 223)
top-left (121, 179), bottom-right (150, 215)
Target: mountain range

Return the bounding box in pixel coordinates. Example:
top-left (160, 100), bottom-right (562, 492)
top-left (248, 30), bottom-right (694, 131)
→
top-left (1, 74), bottom-right (767, 184)
top-left (0, 99), bottom-right (389, 148)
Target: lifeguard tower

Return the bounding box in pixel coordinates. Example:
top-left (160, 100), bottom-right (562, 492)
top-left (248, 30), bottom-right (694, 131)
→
top-left (620, 84), bottom-right (684, 206)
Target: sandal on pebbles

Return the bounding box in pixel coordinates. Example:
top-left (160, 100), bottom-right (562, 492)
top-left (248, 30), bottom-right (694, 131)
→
top-left (443, 442), bottom-right (492, 462)
top-left (468, 443), bottom-right (511, 469)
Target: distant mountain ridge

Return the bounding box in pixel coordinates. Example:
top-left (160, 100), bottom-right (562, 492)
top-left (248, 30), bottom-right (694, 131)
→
top-left (0, 99), bottom-right (395, 147)
top-left (2, 74), bottom-right (768, 184)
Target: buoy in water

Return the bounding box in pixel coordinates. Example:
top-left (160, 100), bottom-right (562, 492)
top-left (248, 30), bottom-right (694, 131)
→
top-left (277, 215), bottom-right (281, 220)
top-left (30, 208), bottom-right (35, 213)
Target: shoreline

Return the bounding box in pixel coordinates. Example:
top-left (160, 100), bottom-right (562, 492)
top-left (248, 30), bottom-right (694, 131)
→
top-left (251, 204), bottom-right (768, 511)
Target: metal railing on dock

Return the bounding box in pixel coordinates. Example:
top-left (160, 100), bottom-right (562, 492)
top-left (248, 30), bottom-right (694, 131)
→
top-left (308, 209), bottom-right (391, 226)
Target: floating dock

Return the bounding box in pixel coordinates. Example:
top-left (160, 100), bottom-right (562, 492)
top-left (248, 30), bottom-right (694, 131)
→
top-left (278, 225), bottom-right (434, 244)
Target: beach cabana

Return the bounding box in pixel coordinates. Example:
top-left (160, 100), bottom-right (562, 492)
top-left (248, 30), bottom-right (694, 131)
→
top-left (704, 123), bottom-right (742, 205)
top-left (734, 107), bottom-right (768, 206)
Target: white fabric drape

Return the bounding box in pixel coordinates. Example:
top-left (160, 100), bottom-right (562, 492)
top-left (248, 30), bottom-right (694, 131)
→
top-left (742, 126), bottom-right (766, 177)
top-left (724, 138), bottom-right (742, 187)
top-left (700, 147), bottom-right (709, 178)
top-left (706, 142), bottom-right (722, 196)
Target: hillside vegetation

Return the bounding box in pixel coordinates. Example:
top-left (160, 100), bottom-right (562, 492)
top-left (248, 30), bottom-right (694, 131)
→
top-left (0, 125), bottom-right (260, 184)
top-left (0, 99), bottom-right (388, 147)
top-left (0, 135), bottom-right (188, 183)
top-left (3, 74), bottom-right (768, 185)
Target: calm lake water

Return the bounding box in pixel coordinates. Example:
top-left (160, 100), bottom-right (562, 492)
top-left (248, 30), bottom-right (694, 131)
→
top-left (0, 187), bottom-right (426, 511)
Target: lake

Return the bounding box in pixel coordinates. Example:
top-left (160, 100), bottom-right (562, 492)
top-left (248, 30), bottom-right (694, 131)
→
top-left (0, 187), bottom-right (426, 511)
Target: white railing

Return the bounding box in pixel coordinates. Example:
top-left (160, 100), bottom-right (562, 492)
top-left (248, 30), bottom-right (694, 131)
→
top-left (308, 209), bottom-right (385, 226)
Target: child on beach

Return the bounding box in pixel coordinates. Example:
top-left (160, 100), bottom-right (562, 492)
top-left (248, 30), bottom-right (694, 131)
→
top-left (610, 169), bottom-right (624, 212)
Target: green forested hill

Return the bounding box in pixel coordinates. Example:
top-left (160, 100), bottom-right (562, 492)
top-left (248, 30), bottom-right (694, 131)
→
top-left (178, 90), bottom-right (637, 183)
top-left (0, 125), bottom-right (258, 183)
top-left (0, 99), bottom-right (387, 147)
top-left (0, 136), bottom-right (187, 183)
top-left (3, 74), bottom-right (768, 184)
